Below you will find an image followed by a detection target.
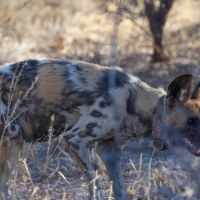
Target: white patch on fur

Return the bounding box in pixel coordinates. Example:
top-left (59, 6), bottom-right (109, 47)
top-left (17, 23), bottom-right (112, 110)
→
top-left (0, 63), bottom-right (12, 74)
top-left (7, 123), bottom-right (20, 138)
top-left (67, 64), bottom-right (83, 90)
top-left (180, 88), bottom-right (188, 101)
top-left (36, 59), bottom-right (52, 66)
top-left (128, 74), bottom-right (139, 83)
top-left (0, 101), bottom-right (7, 124)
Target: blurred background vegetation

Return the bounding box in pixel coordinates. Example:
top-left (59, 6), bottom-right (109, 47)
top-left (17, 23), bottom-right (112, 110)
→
top-left (0, 1), bottom-right (199, 61)
top-left (0, 0), bottom-right (200, 86)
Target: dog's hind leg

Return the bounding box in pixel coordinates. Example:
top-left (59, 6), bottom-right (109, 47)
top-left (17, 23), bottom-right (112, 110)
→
top-left (65, 141), bottom-right (102, 200)
top-left (96, 137), bottom-right (129, 200)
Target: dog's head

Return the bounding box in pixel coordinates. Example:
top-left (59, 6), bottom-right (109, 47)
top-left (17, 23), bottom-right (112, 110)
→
top-left (153, 74), bottom-right (200, 156)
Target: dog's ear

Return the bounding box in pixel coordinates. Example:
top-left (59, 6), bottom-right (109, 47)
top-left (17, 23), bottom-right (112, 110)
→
top-left (166, 74), bottom-right (194, 108)
top-left (192, 83), bottom-right (200, 99)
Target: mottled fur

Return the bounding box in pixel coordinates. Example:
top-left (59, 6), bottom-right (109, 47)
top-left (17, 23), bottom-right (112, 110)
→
top-left (0, 59), bottom-right (200, 200)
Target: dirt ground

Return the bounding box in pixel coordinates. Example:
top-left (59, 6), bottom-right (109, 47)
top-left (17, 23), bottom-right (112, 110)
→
top-left (1, 0), bottom-right (200, 199)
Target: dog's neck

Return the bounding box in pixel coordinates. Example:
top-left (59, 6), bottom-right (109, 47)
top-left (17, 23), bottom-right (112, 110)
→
top-left (123, 82), bottom-right (166, 139)
top-left (152, 95), bottom-right (166, 139)
top-left (152, 95), bottom-right (173, 151)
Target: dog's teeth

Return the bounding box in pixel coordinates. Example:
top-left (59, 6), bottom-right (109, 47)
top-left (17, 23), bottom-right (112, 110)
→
top-left (196, 149), bottom-right (200, 154)
top-left (182, 137), bottom-right (193, 146)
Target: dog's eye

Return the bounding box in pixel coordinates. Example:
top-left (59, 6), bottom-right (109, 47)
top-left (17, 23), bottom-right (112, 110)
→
top-left (188, 117), bottom-right (198, 127)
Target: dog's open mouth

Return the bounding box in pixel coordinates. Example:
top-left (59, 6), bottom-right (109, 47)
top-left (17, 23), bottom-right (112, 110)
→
top-left (182, 137), bottom-right (200, 155)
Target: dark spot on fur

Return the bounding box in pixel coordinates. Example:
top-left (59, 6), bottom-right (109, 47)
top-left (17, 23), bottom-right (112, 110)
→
top-left (78, 91), bottom-right (96, 106)
top-left (138, 115), bottom-right (152, 130)
top-left (9, 60), bottom-right (39, 87)
top-left (99, 95), bottom-right (113, 108)
top-left (10, 130), bottom-right (22, 140)
top-left (99, 101), bottom-right (106, 108)
top-left (34, 98), bottom-right (44, 105)
top-left (90, 110), bottom-right (103, 118)
top-left (1, 115), bottom-right (5, 123)
top-left (13, 121), bottom-right (17, 125)
top-left (63, 90), bottom-right (96, 107)
top-left (97, 69), bottom-right (130, 92)
top-left (78, 131), bottom-right (87, 138)
top-left (80, 77), bottom-right (87, 84)
top-left (23, 114), bottom-right (29, 123)
top-left (10, 124), bottom-right (16, 132)
top-left (66, 126), bottom-right (73, 131)
top-left (64, 133), bottom-right (75, 140)
top-left (63, 90), bottom-right (101, 107)
top-left (126, 90), bottom-right (151, 129)
top-left (66, 107), bottom-right (75, 114)
top-left (144, 131), bottom-right (151, 138)
top-left (78, 129), bottom-right (97, 138)
top-left (72, 127), bottom-right (79, 132)
top-left (85, 129), bottom-right (93, 135)
top-left (68, 142), bottom-right (80, 150)
top-left (85, 129), bottom-right (97, 137)
top-left (88, 134), bottom-right (97, 138)
top-left (77, 131), bottom-right (83, 137)
top-left (11, 59), bottom-right (39, 72)
top-left (74, 65), bottom-right (83, 71)
top-left (25, 97), bottom-right (44, 110)
top-left (192, 82), bottom-right (200, 99)
top-left (52, 125), bottom-right (66, 137)
top-left (86, 123), bottom-right (97, 129)
top-left (31, 112), bottom-right (67, 142)
top-left (126, 89), bottom-right (135, 115)
top-left (104, 94), bottom-right (113, 105)
top-left (27, 59), bottom-right (40, 68)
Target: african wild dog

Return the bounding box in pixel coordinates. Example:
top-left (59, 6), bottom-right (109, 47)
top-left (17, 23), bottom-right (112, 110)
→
top-left (0, 59), bottom-right (200, 199)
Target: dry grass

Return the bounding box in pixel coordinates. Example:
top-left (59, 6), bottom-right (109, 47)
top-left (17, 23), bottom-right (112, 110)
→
top-left (1, 0), bottom-right (200, 199)
top-left (9, 140), bottom-right (200, 199)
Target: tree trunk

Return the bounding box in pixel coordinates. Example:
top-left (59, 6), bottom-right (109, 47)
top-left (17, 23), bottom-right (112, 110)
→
top-left (144, 0), bottom-right (175, 62)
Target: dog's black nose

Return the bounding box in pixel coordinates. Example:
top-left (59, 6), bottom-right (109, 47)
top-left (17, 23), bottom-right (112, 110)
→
top-left (152, 138), bottom-right (164, 151)
top-left (152, 138), bottom-right (173, 151)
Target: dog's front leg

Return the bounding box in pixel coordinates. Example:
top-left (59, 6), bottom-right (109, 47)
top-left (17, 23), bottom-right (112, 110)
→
top-left (96, 138), bottom-right (129, 200)
top-left (66, 141), bottom-right (102, 200)
top-left (0, 131), bottom-right (23, 200)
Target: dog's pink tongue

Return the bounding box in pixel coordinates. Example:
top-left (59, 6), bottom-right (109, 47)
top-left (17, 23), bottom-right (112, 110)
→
top-left (182, 137), bottom-right (192, 146)
top-left (182, 137), bottom-right (200, 155)
top-left (193, 147), bottom-right (200, 155)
